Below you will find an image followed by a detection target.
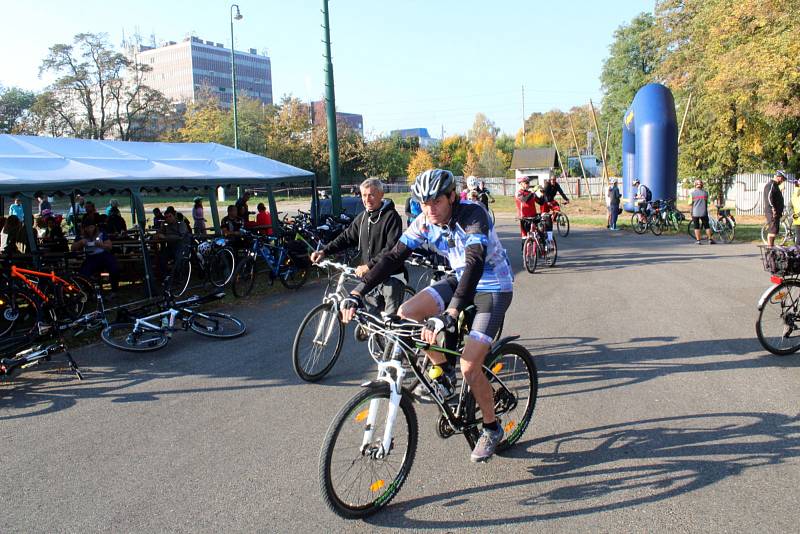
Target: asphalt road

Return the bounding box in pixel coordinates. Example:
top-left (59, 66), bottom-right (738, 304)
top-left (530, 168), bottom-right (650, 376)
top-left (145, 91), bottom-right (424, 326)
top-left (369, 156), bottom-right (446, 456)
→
top-left (3, 222), bottom-right (799, 533)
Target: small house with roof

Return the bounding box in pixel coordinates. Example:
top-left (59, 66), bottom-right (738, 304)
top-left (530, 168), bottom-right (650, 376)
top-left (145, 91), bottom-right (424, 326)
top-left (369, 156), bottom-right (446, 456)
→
top-left (510, 147), bottom-right (559, 186)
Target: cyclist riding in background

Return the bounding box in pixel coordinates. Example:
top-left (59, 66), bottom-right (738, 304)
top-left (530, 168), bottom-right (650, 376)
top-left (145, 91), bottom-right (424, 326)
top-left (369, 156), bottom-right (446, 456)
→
top-left (515, 176), bottom-right (542, 238)
top-left (475, 180), bottom-right (494, 211)
top-left (542, 174), bottom-right (570, 205)
top-left (338, 168), bottom-right (514, 463)
top-left (461, 175), bottom-right (479, 201)
top-left (633, 178), bottom-right (652, 222)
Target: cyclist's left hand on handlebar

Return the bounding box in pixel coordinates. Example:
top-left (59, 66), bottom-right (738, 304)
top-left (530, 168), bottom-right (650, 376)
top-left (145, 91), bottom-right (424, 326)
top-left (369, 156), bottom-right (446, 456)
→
top-left (339, 294), bottom-right (363, 324)
top-left (354, 264), bottom-right (370, 277)
top-left (422, 312), bottom-right (457, 344)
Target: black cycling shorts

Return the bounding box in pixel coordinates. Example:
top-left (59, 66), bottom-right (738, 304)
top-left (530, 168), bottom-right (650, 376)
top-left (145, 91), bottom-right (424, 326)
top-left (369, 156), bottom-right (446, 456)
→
top-left (423, 276), bottom-right (512, 345)
top-left (691, 215), bottom-right (709, 230)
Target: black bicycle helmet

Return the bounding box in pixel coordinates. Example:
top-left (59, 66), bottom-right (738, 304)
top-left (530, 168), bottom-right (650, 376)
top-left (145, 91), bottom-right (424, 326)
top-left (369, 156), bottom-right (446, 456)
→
top-left (411, 169), bottom-right (456, 202)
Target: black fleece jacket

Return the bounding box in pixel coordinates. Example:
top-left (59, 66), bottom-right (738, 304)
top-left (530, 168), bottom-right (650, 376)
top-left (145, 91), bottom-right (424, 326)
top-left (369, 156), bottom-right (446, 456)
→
top-left (322, 199), bottom-right (404, 275)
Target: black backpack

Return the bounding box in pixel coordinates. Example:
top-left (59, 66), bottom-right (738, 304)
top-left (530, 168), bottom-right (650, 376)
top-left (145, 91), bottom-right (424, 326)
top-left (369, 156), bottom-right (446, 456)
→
top-left (643, 185), bottom-right (652, 202)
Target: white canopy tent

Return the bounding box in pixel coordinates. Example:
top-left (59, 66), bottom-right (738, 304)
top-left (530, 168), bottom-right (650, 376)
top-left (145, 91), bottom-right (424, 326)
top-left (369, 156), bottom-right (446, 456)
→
top-left (0, 134), bottom-right (317, 295)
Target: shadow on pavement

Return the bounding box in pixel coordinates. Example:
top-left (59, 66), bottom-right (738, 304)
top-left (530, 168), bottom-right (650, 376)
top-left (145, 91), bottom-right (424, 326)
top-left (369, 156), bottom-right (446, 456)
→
top-left (368, 411), bottom-right (800, 529)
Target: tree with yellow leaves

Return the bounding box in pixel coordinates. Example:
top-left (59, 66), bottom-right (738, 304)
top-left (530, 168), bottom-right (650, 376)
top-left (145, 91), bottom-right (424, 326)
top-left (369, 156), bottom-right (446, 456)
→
top-left (406, 149), bottom-right (434, 184)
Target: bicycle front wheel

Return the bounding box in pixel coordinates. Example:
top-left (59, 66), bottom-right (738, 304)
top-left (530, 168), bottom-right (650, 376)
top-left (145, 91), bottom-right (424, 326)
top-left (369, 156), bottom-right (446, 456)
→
top-left (523, 238), bottom-right (538, 274)
top-left (649, 215), bottom-right (663, 236)
top-left (756, 280), bottom-right (800, 355)
top-left (292, 302), bottom-right (345, 382)
top-left (545, 238), bottom-right (557, 267)
top-left (556, 212), bottom-right (570, 237)
top-left (486, 342), bottom-right (538, 453)
top-left (171, 256), bottom-right (192, 297)
top-left (319, 384), bottom-right (418, 519)
top-left (101, 322), bottom-right (169, 352)
top-left (279, 260), bottom-right (309, 290)
top-left (209, 247), bottom-right (235, 287)
top-left (189, 311), bottom-right (246, 338)
top-left (0, 290), bottom-right (38, 338)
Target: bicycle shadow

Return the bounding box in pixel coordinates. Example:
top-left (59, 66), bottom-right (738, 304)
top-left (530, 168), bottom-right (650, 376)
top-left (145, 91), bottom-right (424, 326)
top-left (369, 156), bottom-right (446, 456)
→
top-left (513, 335), bottom-right (799, 399)
top-left (366, 411), bottom-right (800, 529)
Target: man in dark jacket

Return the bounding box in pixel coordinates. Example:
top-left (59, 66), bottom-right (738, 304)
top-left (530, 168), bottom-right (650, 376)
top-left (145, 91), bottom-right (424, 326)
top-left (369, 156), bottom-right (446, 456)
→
top-left (311, 178), bottom-right (405, 314)
top-left (765, 170), bottom-right (787, 246)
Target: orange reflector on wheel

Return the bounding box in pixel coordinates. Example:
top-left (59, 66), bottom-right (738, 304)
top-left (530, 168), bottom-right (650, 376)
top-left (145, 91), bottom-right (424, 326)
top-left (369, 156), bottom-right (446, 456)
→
top-left (369, 480), bottom-right (385, 492)
top-left (355, 409), bottom-right (369, 423)
top-left (491, 363), bottom-right (503, 373)
top-left (504, 421), bottom-right (516, 433)
top-left (773, 291), bottom-right (787, 302)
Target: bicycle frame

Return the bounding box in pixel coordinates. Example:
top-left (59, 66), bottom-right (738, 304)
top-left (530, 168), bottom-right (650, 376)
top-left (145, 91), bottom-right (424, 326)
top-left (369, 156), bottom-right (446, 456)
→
top-left (10, 265), bottom-right (77, 303)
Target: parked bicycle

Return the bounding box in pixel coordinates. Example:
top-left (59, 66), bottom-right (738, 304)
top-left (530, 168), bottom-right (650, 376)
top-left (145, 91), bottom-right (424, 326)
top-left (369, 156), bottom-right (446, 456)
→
top-left (660, 198), bottom-right (686, 233)
top-left (688, 205), bottom-right (736, 243)
top-left (291, 259), bottom-right (414, 382)
top-left (520, 215), bottom-right (557, 273)
top-left (1, 341), bottom-right (82, 381)
top-left (231, 229), bottom-right (310, 298)
top-left (101, 283), bottom-right (246, 352)
top-left (169, 236), bottom-right (236, 297)
top-left (631, 200), bottom-right (665, 236)
top-left (318, 307), bottom-right (538, 518)
top-left (760, 212), bottom-right (794, 246)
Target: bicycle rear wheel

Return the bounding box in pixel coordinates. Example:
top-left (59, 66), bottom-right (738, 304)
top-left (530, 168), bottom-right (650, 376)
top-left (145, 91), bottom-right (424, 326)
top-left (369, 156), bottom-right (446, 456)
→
top-left (756, 280), bottom-right (800, 355)
top-left (189, 311), bottom-right (246, 338)
top-left (232, 256), bottom-right (256, 298)
top-left (209, 247), bottom-right (235, 287)
top-left (319, 384), bottom-right (418, 519)
top-left (649, 215), bottom-right (663, 236)
top-left (556, 212), bottom-right (570, 237)
top-left (486, 342), bottom-right (538, 453)
top-left (631, 214), bottom-right (647, 234)
top-left (279, 263), bottom-right (308, 290)
top-left (292, 302), bottom-right (345, 382)
top-left (0, 290), bottom-right (38, 338)
top-left (171, 256), bottom-right (192, 297)
top-left (101, 322), bottom-right (169, 352)
top-left (523, 237), bottom-right (538, 274)
top-left (722, 218), bottom-right (736, 242)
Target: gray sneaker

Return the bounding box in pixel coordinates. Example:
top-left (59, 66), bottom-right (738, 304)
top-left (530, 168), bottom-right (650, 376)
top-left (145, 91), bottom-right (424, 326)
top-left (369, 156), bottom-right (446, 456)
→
top-left (413, 367), bottom-right (457, 402)
top-left (470, 426), bottom-right (504, 463)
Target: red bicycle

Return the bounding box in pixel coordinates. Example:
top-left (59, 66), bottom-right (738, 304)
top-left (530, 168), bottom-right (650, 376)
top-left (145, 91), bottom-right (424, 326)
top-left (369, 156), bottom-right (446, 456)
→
top-left (544, 201), bottom-right (570, 237)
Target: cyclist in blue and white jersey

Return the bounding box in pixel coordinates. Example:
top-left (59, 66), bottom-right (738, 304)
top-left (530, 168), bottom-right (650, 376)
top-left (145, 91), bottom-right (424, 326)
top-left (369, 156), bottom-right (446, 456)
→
top-left (338, 168), bottom-right (513, 462)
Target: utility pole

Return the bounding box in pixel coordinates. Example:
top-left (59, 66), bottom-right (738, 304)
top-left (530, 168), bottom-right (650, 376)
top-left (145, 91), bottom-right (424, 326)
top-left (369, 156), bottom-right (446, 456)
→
top-left (322, 0), bottom-right (341, 215)
top-left (521, 85), bottom-right (526, 143)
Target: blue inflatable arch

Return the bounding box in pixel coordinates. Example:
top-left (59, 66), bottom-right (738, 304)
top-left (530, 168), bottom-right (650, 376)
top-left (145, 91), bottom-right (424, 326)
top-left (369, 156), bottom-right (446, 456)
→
top-left (622, 83), bottom-right (679, 211)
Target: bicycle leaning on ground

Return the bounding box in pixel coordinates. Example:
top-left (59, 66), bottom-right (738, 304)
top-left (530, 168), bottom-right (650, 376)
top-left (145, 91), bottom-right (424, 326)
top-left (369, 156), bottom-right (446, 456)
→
top-left (520, 215), bottom-right (557, 273)
top-left (101, 282), bottom-right (246, 352)
top-left (291, 259), bottom-right (414, 382)
top-left (318, 307), bottom-right (538, 518)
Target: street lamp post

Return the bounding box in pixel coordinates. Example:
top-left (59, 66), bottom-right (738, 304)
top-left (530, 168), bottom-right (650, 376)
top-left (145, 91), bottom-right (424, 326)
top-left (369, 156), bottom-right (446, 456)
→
top-left (230, 3), bottom-right (243, 200)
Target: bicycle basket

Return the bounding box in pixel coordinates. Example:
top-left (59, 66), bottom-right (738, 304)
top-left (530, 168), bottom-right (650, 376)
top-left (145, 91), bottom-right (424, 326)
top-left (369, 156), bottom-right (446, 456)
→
top-left (760, 245), bottom-right (800, 276)
top-left (285, 240), bottom-right (312, 269)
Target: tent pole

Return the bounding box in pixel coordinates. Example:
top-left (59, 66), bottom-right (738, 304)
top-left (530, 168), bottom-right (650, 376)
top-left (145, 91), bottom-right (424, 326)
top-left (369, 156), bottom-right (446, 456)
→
top-left (131, 191), bottom-right (154, 298)
top-left (310, 178), bottom-right (319, 226)
top-left (69, 192), bottom-right (78, 236)
top-left (21, 194), bottom-right (38, 266)
top-left (267, 185), bottom-right (280, 238)
top-left (208, 188), bottom-right (221, 234)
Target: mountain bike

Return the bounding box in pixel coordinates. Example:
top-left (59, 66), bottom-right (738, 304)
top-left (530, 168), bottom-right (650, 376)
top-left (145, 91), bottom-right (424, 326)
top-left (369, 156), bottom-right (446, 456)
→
top-left (687, 208), bottom-right (735, 243)
top-left (169, 236), bottom-right (236, 297)
top-left (761, 213), bottom-right (793, 246)
top-left (520, 215), bottom-right (557, 274)
top-left (631, 201), bottom-right (663, 235)
top-left (661, 199), bottom-right (685, 233)
top-left (101, 285), bottom-right (245, 352)
top-left (756, 245), bottom-right (800, 355)
top-left (318, 308), bottom-right (538, 518)
top-left (231, 229), bottom-right (310, 298)
top-left (291, 259), bottom-right (414, 382)
top-left (1, 341), bottom-right (83, 381)
top-left (0, 263), bottom-right (90, 339)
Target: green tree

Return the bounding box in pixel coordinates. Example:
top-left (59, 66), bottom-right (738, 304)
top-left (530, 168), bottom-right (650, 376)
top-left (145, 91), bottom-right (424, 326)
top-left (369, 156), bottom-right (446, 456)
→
top-left (599, 12), bottom-right (658, 175)
top-left (364, 135), bottom-right (414, 179)
top-left (0, 87), bottom-right (37, 133)
top-left (436, 135), bottom-right (471, 176)
top-left (178, 93), bottom-right (231, 145)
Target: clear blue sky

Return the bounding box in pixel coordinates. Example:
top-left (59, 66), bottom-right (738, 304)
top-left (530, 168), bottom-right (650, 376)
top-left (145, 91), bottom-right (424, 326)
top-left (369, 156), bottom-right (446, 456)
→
top-left (1, 0), bottom-right (654, 137)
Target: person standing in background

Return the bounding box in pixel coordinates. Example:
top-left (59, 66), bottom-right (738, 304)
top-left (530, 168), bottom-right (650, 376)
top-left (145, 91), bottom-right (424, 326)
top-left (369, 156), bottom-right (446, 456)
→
top-left (790, 177), bottom-right (800, 246)
top-left (689, 179), bottom-right (714, 245)
top-left (764, 170), bottom-right (787, 247)
top-left (192, 197), bottom-right (207, 235)
top-left (607, 179), bottom-right (621, 231)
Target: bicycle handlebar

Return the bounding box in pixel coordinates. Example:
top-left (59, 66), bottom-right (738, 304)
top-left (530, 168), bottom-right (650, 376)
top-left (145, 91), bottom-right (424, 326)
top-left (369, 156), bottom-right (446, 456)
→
top-left (316, 259), bottom-right (358, 276)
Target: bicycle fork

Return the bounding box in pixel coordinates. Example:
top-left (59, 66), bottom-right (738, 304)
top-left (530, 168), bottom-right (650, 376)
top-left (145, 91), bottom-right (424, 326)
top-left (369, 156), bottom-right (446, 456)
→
top-left (360, 346), bottom-right (406, 458)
